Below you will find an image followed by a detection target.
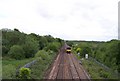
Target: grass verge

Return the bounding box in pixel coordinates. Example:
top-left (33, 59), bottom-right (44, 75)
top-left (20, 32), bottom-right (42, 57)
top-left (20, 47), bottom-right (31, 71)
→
top-left (2, 51), bottom-right (57, 79)
top-left (81, 58), bottom-right (119, 79)
top-left (2, 57), bottom-right (35, 79)
top-left (30, 52), bottom-right (57, 79)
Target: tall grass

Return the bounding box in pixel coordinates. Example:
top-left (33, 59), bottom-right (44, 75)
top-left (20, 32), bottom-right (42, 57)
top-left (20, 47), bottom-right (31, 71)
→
top-left (2, 50), bottom-right (57, 79)
top-left (82, 58), bottom-right (119, 79)
top-left (30, 51), bottom-right (57, 79)
top-left (2, 57), bottom-right (35, 79)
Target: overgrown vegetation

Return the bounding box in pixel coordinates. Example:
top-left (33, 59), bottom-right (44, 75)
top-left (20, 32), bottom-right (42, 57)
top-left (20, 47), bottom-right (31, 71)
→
top-left (18, 67), bottom-right (31, 79)
top-left (82, 58), bottom-right (119, 79)
top-left (30, 51), bottom-right (56, 79)
top-left (8, 45), bottom-right (25, 60)
top-left (67, 40), bottom-right (120, 78)
top-left (2, 28), bottom-right (120, 79)
top-left (2, 28), bottom-right (63, 59)
top-left (1, 28), bottom-right (63, 79)
top-left (2, 57), bottom-right (35, 79)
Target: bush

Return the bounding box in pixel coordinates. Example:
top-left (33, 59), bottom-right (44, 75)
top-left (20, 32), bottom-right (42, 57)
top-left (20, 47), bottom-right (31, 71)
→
top-left (99, 71), bottom-right (109, 78)
top-left (19, 67), bottom-right (31, 79)
top-left (35, 50), bottom-right (49, 60)
top-left (48, 50), bottom-right (54, 55)
top-left (8, 45), bottom-right (25, 60)
top-left (76, 48), bottom-right (81, 53)
top-left (45, 42), bottom-right (60, 52)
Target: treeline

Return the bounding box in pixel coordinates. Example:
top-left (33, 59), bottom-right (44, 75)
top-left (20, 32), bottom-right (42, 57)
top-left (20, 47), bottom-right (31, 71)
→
top-left (1, 28), bottom-right (63, 60)
top-left (70, 40), bottom-right (120, 73)
top-left (93, 40), bottom-right (120, 72)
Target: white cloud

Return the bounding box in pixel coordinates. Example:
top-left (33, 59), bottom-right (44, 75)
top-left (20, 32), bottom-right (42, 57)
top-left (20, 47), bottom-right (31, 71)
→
top-left (0, 0), bottom-right (119, 41)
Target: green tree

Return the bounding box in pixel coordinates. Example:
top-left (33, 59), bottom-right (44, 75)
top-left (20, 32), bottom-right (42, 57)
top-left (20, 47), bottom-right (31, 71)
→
top-left (45, 42), bottom-right (61, 52)
top-left (94, 40), bottom-right (119, 71)
top-left (44, 35), bottom-right (54, 43)
top-left (39, 36), bottom-right (48, 50)
top-left (23, 36), bottom-right (39, 58)
top-left (8, 45), bottom-right (25, 60)
top-left (56, 38), bottom-right (63, 46)
top-left (66, 41), bottom-right (73, 47)
top-left (2, 29), bottom-right (26, 47)
top-left (35, 50), bottom-right (49, 60)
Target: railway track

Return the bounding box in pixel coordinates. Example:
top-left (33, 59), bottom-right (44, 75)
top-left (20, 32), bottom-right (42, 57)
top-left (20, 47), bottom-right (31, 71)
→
top-left (44, 44), bottom-right (90, 80)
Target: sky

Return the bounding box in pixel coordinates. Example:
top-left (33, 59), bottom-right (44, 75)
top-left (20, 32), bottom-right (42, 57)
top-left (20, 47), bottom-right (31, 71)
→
top-left (0, 0), bottom-right (119, 41)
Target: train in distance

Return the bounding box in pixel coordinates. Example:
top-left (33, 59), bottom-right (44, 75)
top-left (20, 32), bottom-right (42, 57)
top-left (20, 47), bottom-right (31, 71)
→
top-left (66, 46), bottom-right (71, 54)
